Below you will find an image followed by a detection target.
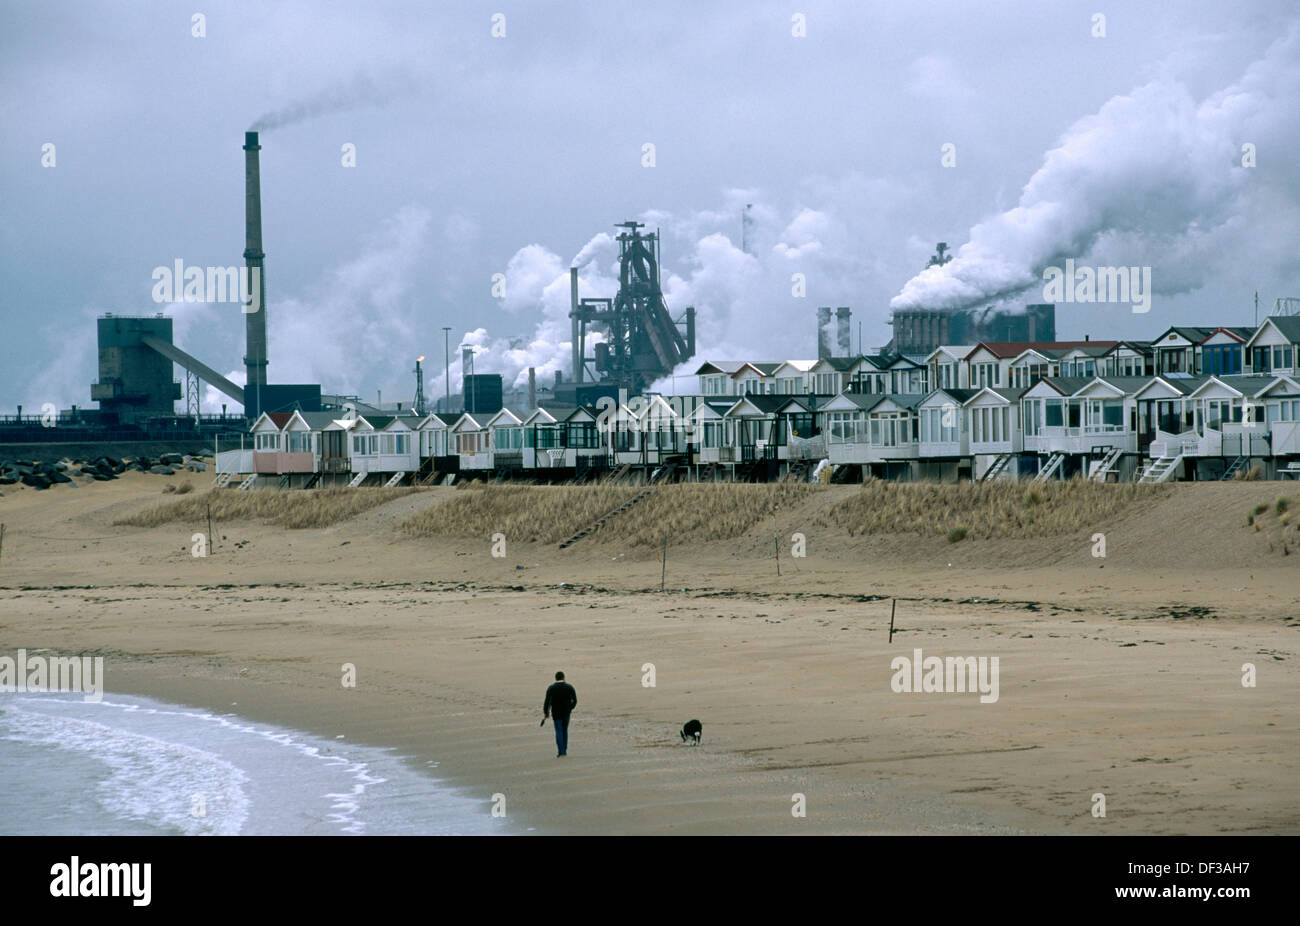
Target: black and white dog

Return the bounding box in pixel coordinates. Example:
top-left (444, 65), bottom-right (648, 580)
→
top-left (680, 719), bottom-right (702, 746)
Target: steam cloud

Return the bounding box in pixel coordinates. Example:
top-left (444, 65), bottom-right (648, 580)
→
top-left (250, 70), bottom-right (419, 132)
top-left (891, 25), bottom-right (1300, 314)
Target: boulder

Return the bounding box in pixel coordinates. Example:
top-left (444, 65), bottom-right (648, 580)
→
top-left (159, 453), bottom-right (184, 465)
top-left (149, 465), bottom-right (176, 475)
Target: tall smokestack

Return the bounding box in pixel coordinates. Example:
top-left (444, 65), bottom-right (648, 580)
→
top-left (243, 131), bottom-right (268, 405)
top-left (528, 366), bottom-right (536, 409)
top-left (836, 307), bottom-right (851, 357)
top-left (570, 267), bottom-right (582, 384)
top-left (817, 306), bottom-right (832, 359)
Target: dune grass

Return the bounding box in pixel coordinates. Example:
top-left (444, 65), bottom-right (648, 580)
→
top-left (116, 486), bottom-right (421, 530)
top-left (815, 478), bottom-right (1169, 540)
top-left (402, 483), bottom-right (822, 547)
top-left (404, 480), bottom-right (1169, 547)
top-left (404, 484), bottom-right (641, 544)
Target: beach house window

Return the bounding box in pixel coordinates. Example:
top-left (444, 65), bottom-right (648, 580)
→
top-left (286, 431), bottom-right (310, 452)
top-left (457, 431), bottom-right (484, 454)
top-left (499, 427), bottom-right (522, 450)
top-left (829, 412), bottom-right (860, 443)
top-left (788, 412), bottom-right (815, 438)
top-left (1022, 399), bottom-right (1040, 436)
top-left (921, 407), bottom-right (957, 443)
top-left (567, 422), bottom-right (599, 449)
top-left (972, 406), bottom-right (1003, 442)
top-left (1044, 399), bottom-right (1064, 428)
top-left (871, 413), bottom-right (908, 446)
top-left (255, 432), bottom-right (277, 451)
top-left (1270, 399), bottom-right (1300, 421)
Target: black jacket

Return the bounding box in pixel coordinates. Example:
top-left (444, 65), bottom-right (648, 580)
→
top-left (544, 681), bottom-right (577, 717)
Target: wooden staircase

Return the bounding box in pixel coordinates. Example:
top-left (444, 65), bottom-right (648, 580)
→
top-left (1221, 456), bottom-right (1248, 480)
top-left (784, 460), bottom-right (812, 482)
top-left (212, 471), bottom-right (234, 488)
top-left (303, 472), bottom-right (321, 490)
top-left (1089, 447), bottom-right (1123, 482)
top-left (383, 471), bottom-right (407, 487)
top-left (980, 453), bottom-right (1012, 482)
top-left (236, 474), bottom-right (258, 491)
top-left (1138, 454), bottom-right (1182, 484)
top-left (558, 488), bottom-right (656, 549)
top-left (346, 470), bottom-right (368, 488)
top-left (1033, 452), bottom-right (1065, 483)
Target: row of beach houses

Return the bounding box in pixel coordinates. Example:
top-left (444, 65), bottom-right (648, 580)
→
top-left (217, 317), bottom-right (1300, 486)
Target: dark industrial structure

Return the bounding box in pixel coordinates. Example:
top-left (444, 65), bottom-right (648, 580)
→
top-left (243, 131), bottom-right (268, 392)
top-left (567, 222), bottom-right (696, 400)
top-left (82, 132), bottom-right (324, 426)
top-left (889, 302), bottom-right (1056, 355)
top-left (90, 316), bottom-right (183, 425)
top-left (463, 374), bottom-right (503, 415)
top-left (887, 244), bottom-right (1055, 355)
top-left (816, 306), bottom-right (853, 359)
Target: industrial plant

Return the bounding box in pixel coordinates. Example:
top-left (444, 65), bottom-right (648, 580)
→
top-left (5, 133), bottom-right (1300, 493)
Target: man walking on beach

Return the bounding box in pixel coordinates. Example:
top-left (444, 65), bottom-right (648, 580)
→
top-left (543, 671), bottom-right (578, 757)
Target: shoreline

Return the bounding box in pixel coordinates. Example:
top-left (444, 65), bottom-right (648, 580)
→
top-left (5, 573), bottom-right (1296, 835)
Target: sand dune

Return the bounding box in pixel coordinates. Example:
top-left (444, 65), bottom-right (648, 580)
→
top-left (1, 473), bottom-right (1297, 834)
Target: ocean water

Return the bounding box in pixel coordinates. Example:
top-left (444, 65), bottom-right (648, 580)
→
top-left (0, 693), bottom-right (517, 836)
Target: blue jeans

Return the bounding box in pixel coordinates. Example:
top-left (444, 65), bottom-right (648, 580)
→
top-left (552, 713), bottom-right (570, 756)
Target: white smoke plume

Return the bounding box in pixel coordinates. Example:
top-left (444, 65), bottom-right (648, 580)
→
top-left (444, 200), bottom-right (870, 399)
top-left (891, 25), bottom-right (1300, 314)
top-left (249, 69), bottom-right (419, 132)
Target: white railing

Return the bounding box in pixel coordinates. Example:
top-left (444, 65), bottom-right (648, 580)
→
top-left (216, 449), bottom-right (253, 474)
top-left (787, 435), bottom-right (827, 460)
top-left (1150, 429), bottom-right (1199, 459)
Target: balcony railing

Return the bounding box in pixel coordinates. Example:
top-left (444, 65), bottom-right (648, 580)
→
top-left (787, 435), bottom-right (827, 460)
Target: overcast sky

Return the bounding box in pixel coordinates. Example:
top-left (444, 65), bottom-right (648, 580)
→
top-left (3, 0), bottom-right (1298, 412)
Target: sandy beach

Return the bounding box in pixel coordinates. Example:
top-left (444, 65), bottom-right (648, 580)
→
top-left (1, 473), bottom-right (1297, 834)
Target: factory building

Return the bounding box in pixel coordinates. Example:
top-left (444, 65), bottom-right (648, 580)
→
top-left (90, 315), bottom-right (182, 425)
top-left (888, 303), bottom-right (1057, 356)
